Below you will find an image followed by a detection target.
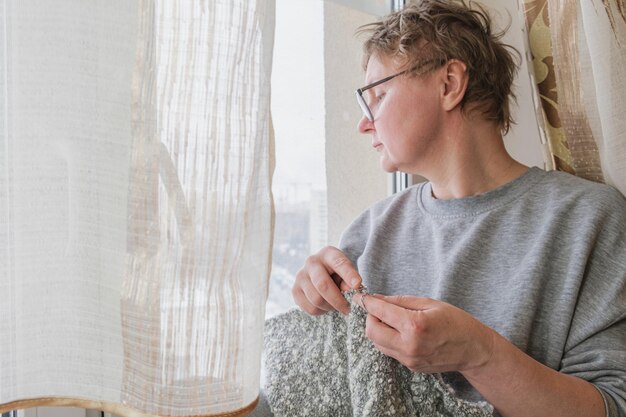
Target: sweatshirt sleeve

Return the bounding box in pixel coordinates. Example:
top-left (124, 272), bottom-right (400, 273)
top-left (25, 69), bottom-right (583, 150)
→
top-left (559, 188), bottom-right (626, 417)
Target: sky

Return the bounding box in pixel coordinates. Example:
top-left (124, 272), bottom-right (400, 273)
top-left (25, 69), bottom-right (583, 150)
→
top-left (271, 0), bottom-right (327, 192)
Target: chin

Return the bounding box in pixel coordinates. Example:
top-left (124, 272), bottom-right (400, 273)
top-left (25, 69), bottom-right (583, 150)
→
top-left (380, 160), bottom-right (399, 173)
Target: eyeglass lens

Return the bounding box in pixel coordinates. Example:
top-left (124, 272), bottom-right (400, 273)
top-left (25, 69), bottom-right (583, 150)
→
top-left (356, 91), bottom-right (373, 122)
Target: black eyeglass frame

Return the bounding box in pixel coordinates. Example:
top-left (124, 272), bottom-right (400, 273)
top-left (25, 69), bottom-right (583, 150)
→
top-left (355, 59), bottom-right (444, 122)
top-left (355, 70), bottom-right (408, 122)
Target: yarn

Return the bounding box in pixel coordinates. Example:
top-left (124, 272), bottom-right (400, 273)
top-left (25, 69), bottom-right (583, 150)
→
top-left (264, 289), bottom-right (494, 417)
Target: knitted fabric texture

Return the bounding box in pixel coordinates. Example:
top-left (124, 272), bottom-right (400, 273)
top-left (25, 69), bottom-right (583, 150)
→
top-left (264, 290), bottom-right (494, 417)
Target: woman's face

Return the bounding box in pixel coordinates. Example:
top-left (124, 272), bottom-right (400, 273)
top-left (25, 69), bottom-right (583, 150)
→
top-left (357, 54), bottom-right (444, 175)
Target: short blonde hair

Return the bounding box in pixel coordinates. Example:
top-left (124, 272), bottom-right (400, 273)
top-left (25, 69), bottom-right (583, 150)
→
top-left (359, 0), bottom-right (520, 133)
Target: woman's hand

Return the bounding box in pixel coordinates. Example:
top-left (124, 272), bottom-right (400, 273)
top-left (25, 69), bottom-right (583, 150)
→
top-left (292, 246), bottom-right (363, 316)
top-left (353, 293), bottom-right (496, 374)
top-left (354, 293), bottom-right (606, 417)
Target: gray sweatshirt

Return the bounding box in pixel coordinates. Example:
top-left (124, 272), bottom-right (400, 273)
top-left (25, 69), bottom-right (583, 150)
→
top-left (339, 167), bottom-right (626, 417)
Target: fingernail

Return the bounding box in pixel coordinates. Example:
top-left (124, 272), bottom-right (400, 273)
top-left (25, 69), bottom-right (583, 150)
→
top-left (351, 278), bottom-right (361, 288)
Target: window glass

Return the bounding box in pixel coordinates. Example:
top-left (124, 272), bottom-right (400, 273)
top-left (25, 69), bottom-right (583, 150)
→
top-left (266, 0), bottom-right (327, 319)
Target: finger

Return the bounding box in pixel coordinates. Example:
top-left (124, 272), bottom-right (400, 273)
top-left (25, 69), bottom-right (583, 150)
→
top-left (371, 294), bottom-right (436, 311)
top-left (354, 294), bottom-right (410, 329)
top-left (292, 286), bottom-right (327, 316)
top-left (332, 273), bottom-right (352, 292)
top-left (365, 312), bottom-right (403, 351)
top-left (308, 262), bottom-right (350, 314)
top-left (320, 246), bottom-right (362, 289)
top-left (299, 275), bottom-right (335, 313)
top-left (352, 292), bottom-right (367, 312)
top-left (293, 269), bottom-right (332, 313)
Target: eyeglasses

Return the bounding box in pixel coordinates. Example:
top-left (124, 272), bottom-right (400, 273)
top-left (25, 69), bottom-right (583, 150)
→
top-left (355, 59), bottom-right (443, 122)
top-left (355, 70), bottom-right (408, 122)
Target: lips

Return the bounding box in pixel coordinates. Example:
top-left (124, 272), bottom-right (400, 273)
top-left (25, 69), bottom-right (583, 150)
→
top-left (373, 142), bottom-right (383, 150)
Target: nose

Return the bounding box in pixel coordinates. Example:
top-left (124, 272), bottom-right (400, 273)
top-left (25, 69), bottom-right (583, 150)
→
top-left (357, 114), bottom-right (375, 134)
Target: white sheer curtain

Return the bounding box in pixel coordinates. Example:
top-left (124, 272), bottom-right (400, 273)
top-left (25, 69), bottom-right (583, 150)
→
top-left (521, 0), bottom-right (626, 195)
top-left (0, 0), bottom-right (275, 416)
top-left (577, 0), bottom-right (626, 195)
top-left (325, 0), bottom-right (390, 15)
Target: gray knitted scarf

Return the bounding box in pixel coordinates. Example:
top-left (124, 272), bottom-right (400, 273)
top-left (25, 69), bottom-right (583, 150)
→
top-left (264, 290), bottom-right (495, 417)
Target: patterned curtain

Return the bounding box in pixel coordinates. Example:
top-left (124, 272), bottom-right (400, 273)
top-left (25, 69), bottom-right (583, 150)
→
top-left (0, 0), bottom-right (275, 416)
top-left (520, 0), bottom-right (626, 195)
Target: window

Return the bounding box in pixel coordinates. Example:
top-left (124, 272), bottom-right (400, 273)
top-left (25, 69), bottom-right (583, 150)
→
top-left (266, 0), bottom-right (327, 319)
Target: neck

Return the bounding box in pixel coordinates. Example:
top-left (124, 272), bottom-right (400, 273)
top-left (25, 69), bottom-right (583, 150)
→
top-left (420, 118), bottom-right (528, 200)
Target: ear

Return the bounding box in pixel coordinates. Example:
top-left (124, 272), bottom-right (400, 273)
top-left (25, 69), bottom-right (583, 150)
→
top-left (440, 59), bottom-right (468, 112)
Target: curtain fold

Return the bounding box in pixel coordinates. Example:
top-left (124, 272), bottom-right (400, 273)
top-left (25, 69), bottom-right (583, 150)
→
top-left (0, 0), bottom-right (275, 415)
top-left (521, 0), bottom-right (626, 195)
top-left (324, 0), bottom-right (390, 16)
